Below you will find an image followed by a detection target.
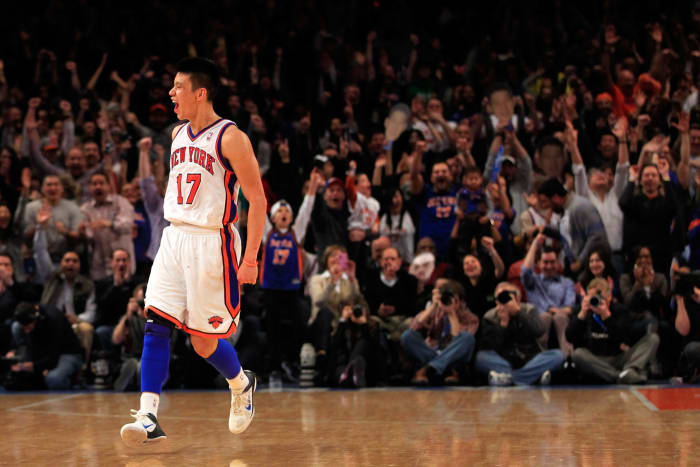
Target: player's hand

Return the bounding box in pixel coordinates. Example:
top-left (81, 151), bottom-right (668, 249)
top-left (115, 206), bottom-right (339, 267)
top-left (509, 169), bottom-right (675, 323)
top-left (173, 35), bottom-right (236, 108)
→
top-left (238, 262), bottom-right (258, 284)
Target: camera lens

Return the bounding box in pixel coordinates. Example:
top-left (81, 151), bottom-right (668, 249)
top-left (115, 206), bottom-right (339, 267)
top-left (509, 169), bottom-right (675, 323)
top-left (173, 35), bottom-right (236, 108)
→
top-left (496, 290), bottom-right (513, 304)
top-left (439, 288), bottom-right (454, 306)
top-left (590, 296), bottom-right (600, 307)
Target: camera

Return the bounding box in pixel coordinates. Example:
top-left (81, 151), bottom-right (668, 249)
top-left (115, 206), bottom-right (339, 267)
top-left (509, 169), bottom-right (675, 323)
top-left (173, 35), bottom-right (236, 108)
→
top-left (352, 305), bottom-right (364, 318)
top-left (673, 270), bottom-right (700, 296)
top-left (439, 288), bottom-right (454, 306)
top-left (496, 290), bottom-right (514, 305)
top-left (589, 293), bottom-right (603, 308)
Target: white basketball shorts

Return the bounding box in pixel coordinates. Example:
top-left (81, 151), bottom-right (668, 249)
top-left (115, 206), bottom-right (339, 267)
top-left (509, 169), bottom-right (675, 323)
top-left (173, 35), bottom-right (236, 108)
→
top-left (145, 223), bottom-right (241, 338)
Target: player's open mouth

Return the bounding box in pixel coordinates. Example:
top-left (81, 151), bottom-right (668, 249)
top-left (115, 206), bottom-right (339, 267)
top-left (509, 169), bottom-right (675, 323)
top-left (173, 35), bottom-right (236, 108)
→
top-left (173, 102), bottom-right (179, 112)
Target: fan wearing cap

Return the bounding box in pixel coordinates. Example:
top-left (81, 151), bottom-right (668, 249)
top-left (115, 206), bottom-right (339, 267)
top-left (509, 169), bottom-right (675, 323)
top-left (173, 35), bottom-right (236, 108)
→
top-left (539, 177), bottom-right (609, 273)
top-left (307, 173), bottom-right (351, 256)
top-left (260, 173), bottom-right (321, 380)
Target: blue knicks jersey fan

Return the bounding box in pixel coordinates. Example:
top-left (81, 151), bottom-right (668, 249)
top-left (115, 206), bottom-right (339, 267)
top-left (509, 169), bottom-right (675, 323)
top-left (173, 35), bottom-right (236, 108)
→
top-left (260, 202), bottom-right (303, 290)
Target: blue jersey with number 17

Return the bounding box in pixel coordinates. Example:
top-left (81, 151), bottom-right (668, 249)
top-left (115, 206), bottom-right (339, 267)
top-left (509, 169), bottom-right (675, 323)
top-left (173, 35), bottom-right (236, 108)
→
top-left (260, 229), bottom-right (303, 290)
top-left (418, 184), bottom-right (458, 258)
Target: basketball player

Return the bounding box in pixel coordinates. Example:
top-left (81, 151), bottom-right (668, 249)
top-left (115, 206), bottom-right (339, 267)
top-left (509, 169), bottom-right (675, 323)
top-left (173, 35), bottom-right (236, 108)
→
top-left (120, 57), bottom-right (267, 446)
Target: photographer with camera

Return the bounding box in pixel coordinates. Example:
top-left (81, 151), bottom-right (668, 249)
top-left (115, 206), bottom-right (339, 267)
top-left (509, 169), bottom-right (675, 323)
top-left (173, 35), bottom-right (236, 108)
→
top-left (521, 231), bottom-right (576, 356)
top-left (567, 278), bottom-right (659, 384)
top-left (476, 282), bottom-right (564, 386)
top-left (111, 283), bottom-right (148, 391)
top-left (6, 302), bottom-right (83, 390)
top-left (400, 279), bottom-right (478, 385)
top-left (328, 302), bottom-right (384, 388)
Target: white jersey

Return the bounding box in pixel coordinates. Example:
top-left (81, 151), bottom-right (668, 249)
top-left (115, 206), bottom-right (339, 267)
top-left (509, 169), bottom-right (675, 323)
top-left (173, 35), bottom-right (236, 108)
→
top-left (165, 118), bottom-right (240, 228)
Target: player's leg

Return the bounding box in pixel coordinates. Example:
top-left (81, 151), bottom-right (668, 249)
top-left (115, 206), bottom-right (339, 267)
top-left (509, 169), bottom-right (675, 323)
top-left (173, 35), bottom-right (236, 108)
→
top-left (120, 310), bottom-right (173, 446)
top-left (185, 226), bottom-right (256, 434)
top-left (120, 225), bottom-right (186, 446)
top-left (191, 334), bottom-right (256, 434)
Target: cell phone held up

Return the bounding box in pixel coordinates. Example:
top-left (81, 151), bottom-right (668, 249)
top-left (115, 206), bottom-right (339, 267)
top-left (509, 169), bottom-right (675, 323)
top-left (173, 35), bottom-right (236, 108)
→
top-left (337, 252), bottom-right (348, 271)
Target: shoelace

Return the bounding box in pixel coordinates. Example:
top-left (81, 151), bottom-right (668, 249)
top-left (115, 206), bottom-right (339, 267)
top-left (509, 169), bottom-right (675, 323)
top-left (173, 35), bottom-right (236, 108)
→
top-left (231, 391), bottom-right (251, 415)
top-left (129, 409), bottom-right (150, 421)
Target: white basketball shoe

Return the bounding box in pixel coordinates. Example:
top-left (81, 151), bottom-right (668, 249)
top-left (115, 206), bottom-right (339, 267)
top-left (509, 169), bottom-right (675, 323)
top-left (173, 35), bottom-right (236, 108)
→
top-left (229, 370), bottom-right (257, 434)
top-left (120, 410), bottom-right (167, 446)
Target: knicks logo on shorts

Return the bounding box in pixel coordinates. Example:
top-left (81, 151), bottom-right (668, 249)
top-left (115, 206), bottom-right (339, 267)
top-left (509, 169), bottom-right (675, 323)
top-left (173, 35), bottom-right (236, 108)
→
top-left (208, 316), bottom-right (224, 329)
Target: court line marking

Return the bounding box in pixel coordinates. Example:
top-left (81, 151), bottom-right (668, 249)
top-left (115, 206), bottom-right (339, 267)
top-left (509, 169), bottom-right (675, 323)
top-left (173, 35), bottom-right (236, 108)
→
top-left (7, 408), bottom-right (545, 426)
top-left (6, 393), bottom-right (83, 411)
top-left (630, 388), bottom-right (659, 412)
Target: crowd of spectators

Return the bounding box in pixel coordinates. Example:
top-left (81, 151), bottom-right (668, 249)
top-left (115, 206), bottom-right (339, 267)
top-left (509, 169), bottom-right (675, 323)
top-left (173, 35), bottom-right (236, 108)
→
top-left (4, 1), bottom-right (700, 390)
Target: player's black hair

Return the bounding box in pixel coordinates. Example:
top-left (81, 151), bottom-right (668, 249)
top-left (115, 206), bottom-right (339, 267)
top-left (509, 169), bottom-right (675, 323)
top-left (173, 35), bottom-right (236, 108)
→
top-left (176, 57), bottom-right (220, 102)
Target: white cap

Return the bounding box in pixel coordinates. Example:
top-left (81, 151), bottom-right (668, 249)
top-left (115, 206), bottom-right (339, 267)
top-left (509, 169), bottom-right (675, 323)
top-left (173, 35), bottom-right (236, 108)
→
top-left (409, 252), bottom-right (436, 282)
top-left (270, 199), bottom-right (293, 219)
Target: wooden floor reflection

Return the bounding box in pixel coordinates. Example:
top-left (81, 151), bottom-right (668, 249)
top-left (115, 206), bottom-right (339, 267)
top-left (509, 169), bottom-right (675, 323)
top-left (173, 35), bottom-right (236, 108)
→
top-left (1, 386), bottom-right (697, 466)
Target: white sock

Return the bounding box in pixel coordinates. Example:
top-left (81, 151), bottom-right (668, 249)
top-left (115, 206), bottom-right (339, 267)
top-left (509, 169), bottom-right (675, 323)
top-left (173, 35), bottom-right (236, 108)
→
top-left (227, 369), bottom-right (249, 393)
top-left (140, 392), bottom-right (160, 416)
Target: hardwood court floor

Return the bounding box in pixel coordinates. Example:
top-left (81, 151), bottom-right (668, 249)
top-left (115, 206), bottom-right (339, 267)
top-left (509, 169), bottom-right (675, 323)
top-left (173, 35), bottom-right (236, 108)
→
top-left (1, 386), bottom-right (699, 466)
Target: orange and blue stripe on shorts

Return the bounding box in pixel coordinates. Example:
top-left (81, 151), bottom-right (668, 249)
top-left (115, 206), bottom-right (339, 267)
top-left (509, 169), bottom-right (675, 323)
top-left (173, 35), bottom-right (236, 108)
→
top-left (220, 225), bottom-right (241, 326)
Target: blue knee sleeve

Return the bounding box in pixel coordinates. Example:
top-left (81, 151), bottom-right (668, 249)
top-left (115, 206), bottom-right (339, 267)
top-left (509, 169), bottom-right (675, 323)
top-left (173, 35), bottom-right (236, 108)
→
top-left (205, 339), bottom-right (241, 379)
top-left (140, 321), bottom-right (171, 394)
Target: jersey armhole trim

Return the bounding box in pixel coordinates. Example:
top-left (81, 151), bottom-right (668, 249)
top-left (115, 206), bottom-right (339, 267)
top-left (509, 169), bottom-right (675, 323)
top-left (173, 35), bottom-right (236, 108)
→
top-left (215, 122), bottom-right (237, 173)
top-left (173, 123), bottom-right (187, 140)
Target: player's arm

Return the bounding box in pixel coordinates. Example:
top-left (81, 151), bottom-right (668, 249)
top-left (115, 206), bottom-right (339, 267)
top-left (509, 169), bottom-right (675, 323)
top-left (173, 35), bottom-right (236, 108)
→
top-left (221, 126), bottom-right (267, 284)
